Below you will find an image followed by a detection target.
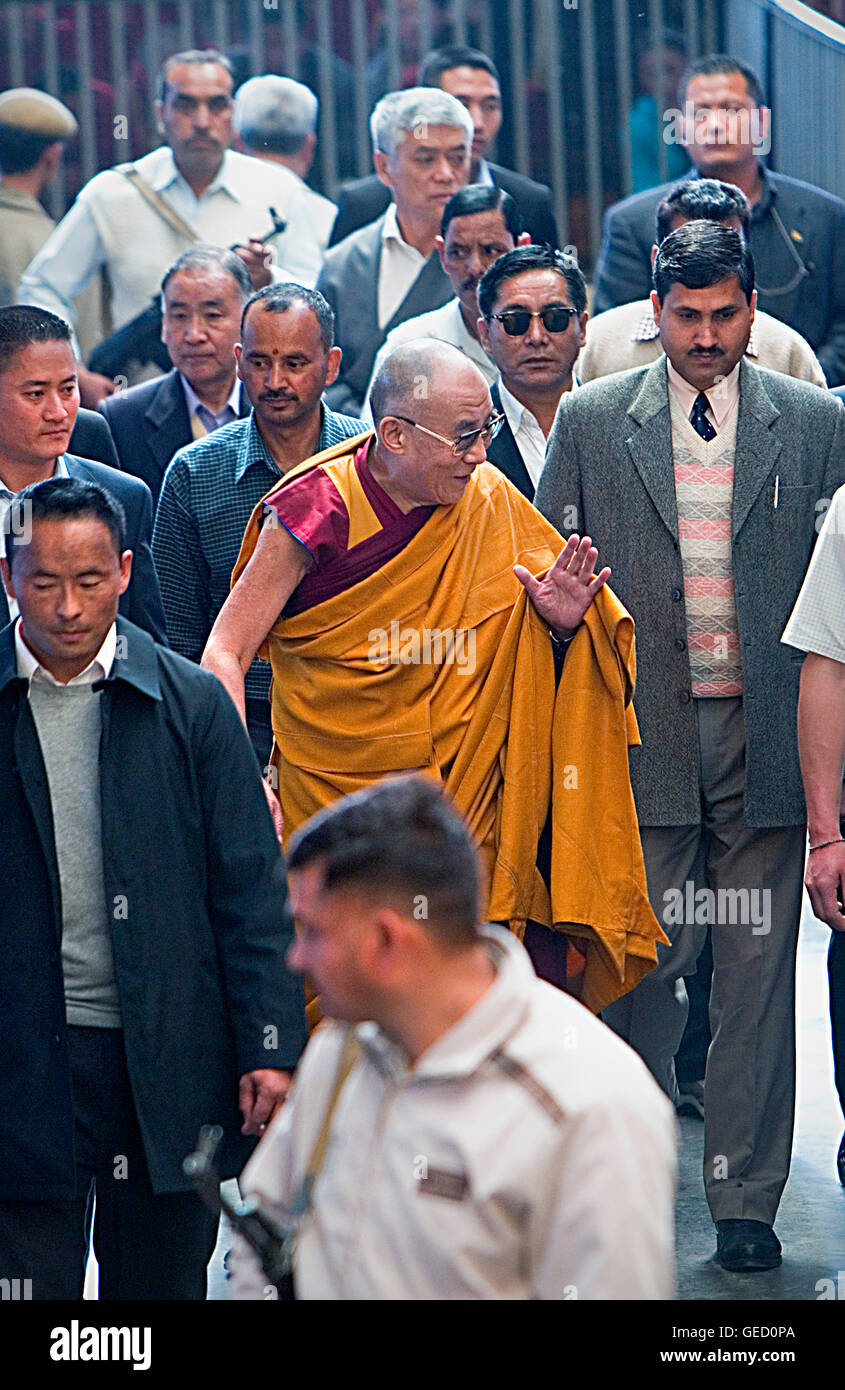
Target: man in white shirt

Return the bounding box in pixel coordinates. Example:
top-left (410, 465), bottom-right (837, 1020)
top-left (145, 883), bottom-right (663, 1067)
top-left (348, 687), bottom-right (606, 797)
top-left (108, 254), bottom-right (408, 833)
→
top-left (227, 775), bottom-right (676, 1301)
top-left (315, 87), bottom-right (473, 415)
top-left (477, 245), bottom-right (587, 499)
top-left (20, 50), bottom-right (322, 408)
top-left (361, 183), bottom-right (530, 420)
top-left (781, 484), bottom-right (845, 1186)
top-left (233, 75), bottom-right (337, 256)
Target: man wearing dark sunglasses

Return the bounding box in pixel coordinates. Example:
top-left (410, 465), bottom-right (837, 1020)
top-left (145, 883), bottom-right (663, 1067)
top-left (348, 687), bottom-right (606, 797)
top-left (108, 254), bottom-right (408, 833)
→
top-left (478, 246), bottom-right (588, 500)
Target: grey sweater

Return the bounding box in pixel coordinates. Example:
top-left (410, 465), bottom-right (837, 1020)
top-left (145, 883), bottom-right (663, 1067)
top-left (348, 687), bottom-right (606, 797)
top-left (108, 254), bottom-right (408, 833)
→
top-left (29, 681), bottom-right (121, 1027)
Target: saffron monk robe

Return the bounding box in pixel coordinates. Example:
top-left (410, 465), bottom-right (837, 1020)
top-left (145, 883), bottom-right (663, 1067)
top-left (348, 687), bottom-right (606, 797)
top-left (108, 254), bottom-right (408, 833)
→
top-left (203, 342), bottom-right (667, 1021)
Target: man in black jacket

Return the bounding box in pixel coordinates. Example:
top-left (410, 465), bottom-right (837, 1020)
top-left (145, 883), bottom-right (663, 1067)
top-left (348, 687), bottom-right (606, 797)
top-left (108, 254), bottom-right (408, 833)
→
top-left (99, 246), bottom-right (253, 504)
top-left (330, 47), bottom-right (558, 249)
top-left (478, 245), bottom-right (587, 500)
top-left (0, 477), bottom-right (307, 1299)
top-left (0, 305), bottom-right (165, 642)
top-left (592, 54), bottom-right (845, 386)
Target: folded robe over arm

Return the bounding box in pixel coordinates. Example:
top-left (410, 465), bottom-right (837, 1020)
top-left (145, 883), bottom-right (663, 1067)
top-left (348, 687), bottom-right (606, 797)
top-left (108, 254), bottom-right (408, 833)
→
top-left (233, 441), bottom-right (666, 1012)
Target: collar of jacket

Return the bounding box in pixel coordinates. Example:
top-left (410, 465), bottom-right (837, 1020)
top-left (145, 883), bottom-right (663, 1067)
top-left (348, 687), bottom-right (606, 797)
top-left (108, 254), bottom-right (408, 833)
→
top-left (627, 353), bottom-right (780, 427)
top-left (353, 925), bottom-right (534, 1084)
top-left (0, 615), bottom-right (162, 701)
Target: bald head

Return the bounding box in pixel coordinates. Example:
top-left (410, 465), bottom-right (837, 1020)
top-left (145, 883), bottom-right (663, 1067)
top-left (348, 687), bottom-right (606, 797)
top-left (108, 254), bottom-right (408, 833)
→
top-left (370, 340), bottom-right (486, 425)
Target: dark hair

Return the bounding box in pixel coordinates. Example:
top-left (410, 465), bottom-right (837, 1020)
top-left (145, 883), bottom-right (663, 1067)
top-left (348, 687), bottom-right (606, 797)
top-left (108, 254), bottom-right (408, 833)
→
top-left (0, 305), bottom-right (71, 375)
top-left (240, 283), bottom-right (335, 351)
top-left (161, 244), bottom-right (253, 301)
top-left (3, 478), bottom-right (126, 572)
top-left (656, 179), bottom-right (750, 244)
top-left (287, 776), bottom-right (481, 947)
top-left (681, 54), bottom-right (766, 108)
top-left (478, 244), bottom-right (587, 320)
top-left (157, 48), bottom-right (234, 104)
top-left (441, 184), bottom-right (522, 240)
top-left (418, 45), bottom-right (499, 87)
top-left (0, 125), bottom-right (59, 175)
top-left (653, 220), bottom-right (755, 304)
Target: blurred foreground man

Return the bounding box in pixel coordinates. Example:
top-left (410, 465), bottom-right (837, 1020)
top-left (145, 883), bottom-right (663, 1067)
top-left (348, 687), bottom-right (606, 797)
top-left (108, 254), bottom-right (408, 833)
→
top-left (203, 339), bottom-right (666, 1012)
top-left (228, 777), bottom-right (676, 1301)
top-left (0, 479), bottom-right (307, 1299)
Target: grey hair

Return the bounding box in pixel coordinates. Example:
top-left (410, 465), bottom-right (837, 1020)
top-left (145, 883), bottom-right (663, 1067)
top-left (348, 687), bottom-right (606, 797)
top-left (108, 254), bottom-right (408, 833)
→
top-left (369, 86), bottom-right (473, 159)
top-left (160, 244), bottom-right (253, 304)
top-left (234, 75), bottom-right (318, 156)
top-left (370, 339), bottom-right (478, 424)
top-left (157, 49), bottom-right (233, 103)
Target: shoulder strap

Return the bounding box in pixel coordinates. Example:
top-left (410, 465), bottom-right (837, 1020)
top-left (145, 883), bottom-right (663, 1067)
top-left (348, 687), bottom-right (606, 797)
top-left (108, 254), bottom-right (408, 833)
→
top-left (303, 1031), bottom-right (361, 1185)
top-left (122, 167), bottom-right (201, 244)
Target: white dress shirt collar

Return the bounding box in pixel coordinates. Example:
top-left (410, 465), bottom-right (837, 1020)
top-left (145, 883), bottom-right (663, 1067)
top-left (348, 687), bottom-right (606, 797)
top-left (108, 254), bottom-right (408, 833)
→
top-left (15, 616), bottom-right (117, 688)
top-left (180, 373), bottom-right (241, 426)
top-left (666, 358), bottom-right (740, 432)
top-left (148, 145), bottom-right (236, 201)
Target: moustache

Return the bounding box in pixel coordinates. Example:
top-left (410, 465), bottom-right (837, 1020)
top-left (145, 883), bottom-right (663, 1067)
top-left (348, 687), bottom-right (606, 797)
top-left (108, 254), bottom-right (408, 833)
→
top-left (260, 392), bottom-right (298, 402)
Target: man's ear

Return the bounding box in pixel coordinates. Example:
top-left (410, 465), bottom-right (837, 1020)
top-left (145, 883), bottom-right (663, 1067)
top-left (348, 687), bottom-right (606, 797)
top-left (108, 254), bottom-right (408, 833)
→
top-left (477, 316), bottom-right (492, 354)
top-left (373, 149), bottom-right (393, 191)
top-left (118, 550), bottom-right (133, 596)
top-left (517, 231), bottom-right (531, 247)
top-left (378, 414), bottom-right (409, 455)
top-left (650, 243), bottom-right (659, 269)
top-left (435, 235), bottom-right (446, 272)
top-left (325, 345), bottom-right (342, 387)
top-left (154, 100), bottom-right (165, 140)
top-left (0, 556), bottom-right (14, 598)
top-left (650, 289), bottom-right (662, 326)
top-left (748, 287), bottom-right (757, 325)
top-left (234, 343), bottom-right (244, 379)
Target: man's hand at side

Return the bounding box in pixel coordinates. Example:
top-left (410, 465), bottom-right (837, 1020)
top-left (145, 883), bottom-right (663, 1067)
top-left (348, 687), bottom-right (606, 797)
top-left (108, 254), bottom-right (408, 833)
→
top-left (514, 533), bottom-right (611, 638)
top-left (239, 1068), bottom-right (294, 1135)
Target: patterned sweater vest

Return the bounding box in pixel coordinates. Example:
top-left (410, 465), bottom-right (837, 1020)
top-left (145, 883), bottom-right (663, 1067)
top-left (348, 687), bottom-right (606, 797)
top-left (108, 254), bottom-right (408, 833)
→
top-left (669, 391), bottom-right (742, 696)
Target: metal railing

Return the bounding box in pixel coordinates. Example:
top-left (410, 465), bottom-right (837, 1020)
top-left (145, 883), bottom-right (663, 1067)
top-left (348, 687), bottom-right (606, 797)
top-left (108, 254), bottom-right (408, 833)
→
top-left (1, 0), bottom-right (725, 271)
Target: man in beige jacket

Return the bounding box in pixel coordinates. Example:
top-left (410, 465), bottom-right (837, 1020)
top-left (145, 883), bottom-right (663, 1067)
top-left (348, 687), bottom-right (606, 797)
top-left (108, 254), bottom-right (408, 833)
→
top-left (578, 179), bottom-right (826, 388)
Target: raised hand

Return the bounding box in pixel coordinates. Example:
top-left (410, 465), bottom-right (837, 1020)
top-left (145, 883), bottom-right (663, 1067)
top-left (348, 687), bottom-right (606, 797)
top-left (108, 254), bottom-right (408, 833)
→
top-left (514, 533), bottom-right (611, 638)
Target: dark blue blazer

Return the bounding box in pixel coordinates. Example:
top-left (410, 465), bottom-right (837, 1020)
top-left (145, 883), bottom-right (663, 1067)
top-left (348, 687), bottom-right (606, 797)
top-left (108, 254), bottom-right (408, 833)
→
top-left (69, 407), bottom-right (120, 469)
top-left (0, 455), bottom-right (167, 645)
top-left (484, 379), bottom-right (534, 500)
top-left (99, 369), bottom-right (250, 505)
top-left (593, 168), bottom-right (845, 387)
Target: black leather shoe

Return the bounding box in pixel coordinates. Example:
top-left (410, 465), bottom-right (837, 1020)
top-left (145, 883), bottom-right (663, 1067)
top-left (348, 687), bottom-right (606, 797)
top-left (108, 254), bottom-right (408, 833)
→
top-left (713, 1220), bottom-right (782, 1272)
top-left (837, 1132), bottom-right (845, 1187)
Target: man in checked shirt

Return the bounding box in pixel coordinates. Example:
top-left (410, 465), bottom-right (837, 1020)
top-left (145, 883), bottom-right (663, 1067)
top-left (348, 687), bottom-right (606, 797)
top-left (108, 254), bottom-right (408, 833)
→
top-left (152, 282), bottom-right (363, 766)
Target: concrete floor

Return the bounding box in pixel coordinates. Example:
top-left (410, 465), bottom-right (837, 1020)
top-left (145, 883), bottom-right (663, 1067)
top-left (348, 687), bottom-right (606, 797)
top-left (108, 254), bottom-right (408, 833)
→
top-left (87, 900), bottom-right (845, 1301)
top-left (675, 905), bottom-right (845, 1301)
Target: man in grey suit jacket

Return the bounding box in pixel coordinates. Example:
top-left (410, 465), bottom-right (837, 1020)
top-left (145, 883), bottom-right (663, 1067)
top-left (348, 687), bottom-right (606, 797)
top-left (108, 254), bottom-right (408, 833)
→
top-left (592, 55), bottom-right (845, 385)
top-left (536, 222), bottom-right (845, 1273)
top-left (316, 87), bottom-right (473, 415)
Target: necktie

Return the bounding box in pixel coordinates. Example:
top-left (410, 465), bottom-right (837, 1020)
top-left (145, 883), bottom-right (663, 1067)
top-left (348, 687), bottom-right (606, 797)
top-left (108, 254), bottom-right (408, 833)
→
top-left (689, 392), bottom-right (717, 441)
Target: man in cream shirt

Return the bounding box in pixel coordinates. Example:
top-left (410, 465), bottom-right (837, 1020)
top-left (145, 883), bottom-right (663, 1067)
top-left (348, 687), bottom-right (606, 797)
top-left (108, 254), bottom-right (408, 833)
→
top-left (227, 777), bottom-right (676, 1301)
top-left (20, 49), bottom-right (321, 407)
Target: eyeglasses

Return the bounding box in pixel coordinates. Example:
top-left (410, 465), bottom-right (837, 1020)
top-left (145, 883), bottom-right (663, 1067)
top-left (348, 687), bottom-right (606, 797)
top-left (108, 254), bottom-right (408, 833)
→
top-left (395, 411), bottom-right (505, 458)
top-left (488, 306), bottom-right (580, 336)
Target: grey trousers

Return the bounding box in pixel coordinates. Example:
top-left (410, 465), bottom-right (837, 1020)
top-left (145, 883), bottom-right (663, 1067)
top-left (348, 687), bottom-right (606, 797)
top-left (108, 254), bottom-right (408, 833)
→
top-left (603, 697), bottom-right (805, 1225)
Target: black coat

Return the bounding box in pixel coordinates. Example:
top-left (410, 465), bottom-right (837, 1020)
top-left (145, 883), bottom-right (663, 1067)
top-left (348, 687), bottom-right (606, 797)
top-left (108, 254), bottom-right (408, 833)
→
top-left (329, 163), bottom-right (558, 248)
top-left (593, 167), bottom-right (845, 387)
top-left (69, 408), bottom-right (120, 469)
top-left (99, 369), bottom-right (250, 505)
top-left (484, 380), bottom-right (534, 499)
top-left (0, 454), bottom-right (167, 645)
top-left (0, 617), bottom-right (308, 1200)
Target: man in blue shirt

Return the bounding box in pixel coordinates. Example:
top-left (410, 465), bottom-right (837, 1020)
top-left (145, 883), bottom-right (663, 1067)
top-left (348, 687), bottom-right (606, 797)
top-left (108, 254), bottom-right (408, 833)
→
top-left (152, 284), bottom-right (363, 765)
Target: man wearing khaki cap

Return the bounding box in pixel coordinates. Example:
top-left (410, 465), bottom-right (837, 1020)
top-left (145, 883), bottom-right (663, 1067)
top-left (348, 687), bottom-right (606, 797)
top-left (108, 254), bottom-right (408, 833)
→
top-left (0, 88), bottom-right (103, 361)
